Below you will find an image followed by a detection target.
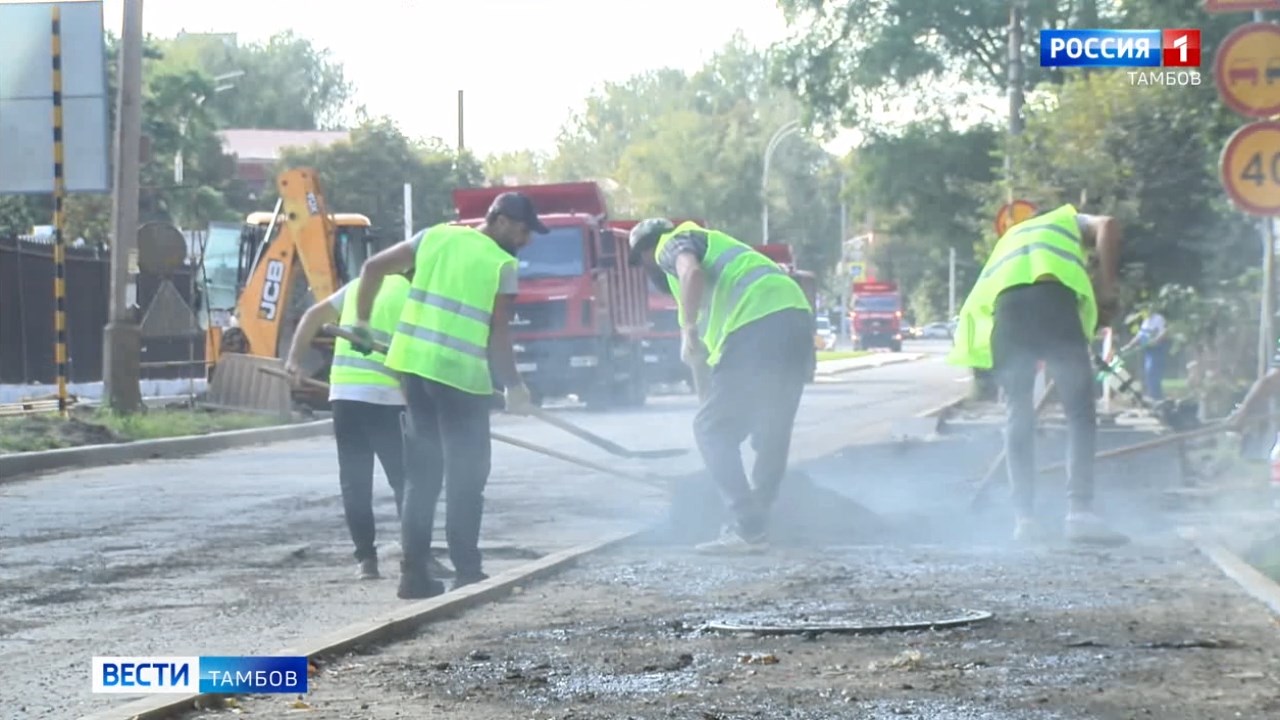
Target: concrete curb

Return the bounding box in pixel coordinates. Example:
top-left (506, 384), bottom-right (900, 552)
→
top-left (1179, 526), bottom-right (1280, 617)
top-left (0, 419), bottom-right (333, 484)
top-left (916, 392), bottom-right (969, 419)
top-left (79, 527), bottom-right (646, 720)
top-left (816, 353), bottom-right (925, 377)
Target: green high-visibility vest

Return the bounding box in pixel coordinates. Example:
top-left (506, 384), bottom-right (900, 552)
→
top-left (384, 223), bottom-right (516, 395)
top-left (656, 222), bottom-right (812, 366)
top-left (329, 275), bottom-right (410, 391)
top-left (948, 204), bottom-right (1097, 370)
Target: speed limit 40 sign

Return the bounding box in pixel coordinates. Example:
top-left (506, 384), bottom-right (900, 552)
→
top-left (1221, 120), bottom-right (1280, 215)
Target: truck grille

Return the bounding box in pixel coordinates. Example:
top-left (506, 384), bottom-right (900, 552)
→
top-left (650, 309), bottom-right (678, 332)
top-left (510, 301), bottom-right (567, 331)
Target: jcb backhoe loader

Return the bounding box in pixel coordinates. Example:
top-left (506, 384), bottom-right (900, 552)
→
top-left (200, 167), bottom-right (388, 413)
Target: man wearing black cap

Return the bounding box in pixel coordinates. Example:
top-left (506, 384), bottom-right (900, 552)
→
top-left (352, 191), bottom-right (547, 599)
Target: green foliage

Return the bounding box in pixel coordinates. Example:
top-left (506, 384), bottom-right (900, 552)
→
top-left (1006, 72), bottom-right (1255, 292)
top-left (274, 118), bottom-right (482, 236)
top-left (845, 120), bottom-right (998, 320)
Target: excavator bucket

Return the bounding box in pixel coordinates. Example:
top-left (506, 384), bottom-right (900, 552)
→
top-left (204, 353), bottom-right (294, 419)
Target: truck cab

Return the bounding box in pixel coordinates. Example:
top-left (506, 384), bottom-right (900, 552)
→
top-left (849, 280), bottom-right (904, 352)
top-left (452, 183), bottom-right (649, 410)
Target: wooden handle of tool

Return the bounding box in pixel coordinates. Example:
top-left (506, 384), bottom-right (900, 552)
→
top-left (322, 323), bottom-right (390, 354)
top-left (689, 361), bottom-right (711, 403)
top-left (258, 365), bottom-right (330, 391)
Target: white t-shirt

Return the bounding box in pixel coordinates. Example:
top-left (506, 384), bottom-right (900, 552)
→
top-left (1139, 312), bottom-right (1167, 346)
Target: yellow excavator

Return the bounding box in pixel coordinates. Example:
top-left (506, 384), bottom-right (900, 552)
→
top-left (200, 168), bottom-right (388, 413)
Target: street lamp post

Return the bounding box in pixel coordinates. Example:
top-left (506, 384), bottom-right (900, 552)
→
top-left (761, 119), bottom-right (800, 245)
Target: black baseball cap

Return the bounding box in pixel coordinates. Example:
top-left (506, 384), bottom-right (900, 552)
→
top-left (488, 192), bottom-right (549, 234)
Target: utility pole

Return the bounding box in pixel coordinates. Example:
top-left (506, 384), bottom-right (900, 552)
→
top-left (403, 183), bottom-right (413, 241)
top-left (457, 90), bottom-right (465, 151)
top-left (102, 0), bottom-right (144, 414)
top-left (948, 246), bottom-right (957, 319)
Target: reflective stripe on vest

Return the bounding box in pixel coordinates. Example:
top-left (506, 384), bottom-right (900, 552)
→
top-left (330, 275), bottom-right (410, 390)
top-left (657, 223), bottom-right (812, 366)
top-left (947, 204), bottom-right (1097, 370)
top-left (383, 223), bottom-right (514, 395)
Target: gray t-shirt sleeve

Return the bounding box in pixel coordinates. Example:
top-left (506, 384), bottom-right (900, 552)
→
top-left (656, 230), bottom-right (709, 276)
top-left (498, 262), bottom-right (518, 294)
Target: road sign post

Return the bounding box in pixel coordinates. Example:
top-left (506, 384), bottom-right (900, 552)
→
top-left (995, 200), bottom-right (1037, 237)
top-left (1213, 22), bottom-right (1280, 117)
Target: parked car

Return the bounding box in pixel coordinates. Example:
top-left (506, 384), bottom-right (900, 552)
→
top-left (814, 315), bottom-right (837, 351)
top-left (921, 321), bottom-right (953, 339)
top-left (901, 325), bottom-right (919, 340)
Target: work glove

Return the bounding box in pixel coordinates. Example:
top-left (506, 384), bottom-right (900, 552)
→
top-left (347, 322), bottom-right (376, 356)
top-left (680, 327), bottom-right (708, 367)
top-left (504, 383), bottom-right (535, 416)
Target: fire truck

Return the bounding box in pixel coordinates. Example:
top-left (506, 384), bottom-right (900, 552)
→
top-left (849, 280), bottom-right (904, 352)
top-left (452, 183), bottom-right (650, 410)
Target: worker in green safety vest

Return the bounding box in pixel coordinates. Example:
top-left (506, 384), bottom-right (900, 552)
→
top-left (350, 192), bottom-right (545, 600)
top-left (628, 219), bottom-right (814, 555)
top-left (285, 273), bottom-right (449, 581)
top-left (949, 204), bottom-right (1128, 546)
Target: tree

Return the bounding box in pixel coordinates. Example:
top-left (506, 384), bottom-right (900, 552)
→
top-left (483, 150), bottom-right (550, 185)
top-left (548, 35), bottom-right (844, 281)
top-left (274, 118), bottom-right (484, 236)
top-left (849, 121), bottom-right (1000, 321)
top-left (154, 32), bottom-right (353, 131)
top-left (1005, 72), bottom-right (1255, 293)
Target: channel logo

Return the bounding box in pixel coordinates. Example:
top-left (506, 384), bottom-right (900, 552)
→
top-left (1040, 29), bottom-right (1201, 68)
top-left (91, 656), bottom-right (308, 694)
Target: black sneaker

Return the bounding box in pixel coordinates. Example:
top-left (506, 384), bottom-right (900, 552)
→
top-left (357, 557), bottom-right (380, 580)
top-left (397, 562), bottom-right (445, 600)
top-left (452, 571), bottom-right (489, 591)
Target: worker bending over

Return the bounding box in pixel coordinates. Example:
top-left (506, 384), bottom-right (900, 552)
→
top-left (628, 219), bottom-right (813, 554)
top-left (949, 204), bottom-right (1128, 545)
top-left (284, 273), bottom-right (448, 580)
top-left (353, 192), bottom-right (542, 599)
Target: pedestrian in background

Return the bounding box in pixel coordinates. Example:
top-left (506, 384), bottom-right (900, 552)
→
top-left (1120, 306), bottom-right (1170, 402)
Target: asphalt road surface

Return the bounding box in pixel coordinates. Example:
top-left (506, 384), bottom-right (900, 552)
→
top-left (0, 340), bottom-right (963, 719)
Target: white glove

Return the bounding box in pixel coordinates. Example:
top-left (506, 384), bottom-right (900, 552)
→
top-left (504, 383), bottom-right (535, 415)
top-left (680, 329), bottom-right (708, 366)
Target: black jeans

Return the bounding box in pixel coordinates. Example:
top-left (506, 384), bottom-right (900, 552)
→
top-left (991, 283), bottom-right (1096, 517)
top-left (400, 375), bottom-right (492, 579)
top-left (693, 308), bottom-right (812, 537)
top-left (331, 400), bottom-right (407, 561)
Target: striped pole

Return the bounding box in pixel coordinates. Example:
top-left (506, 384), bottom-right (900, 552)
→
top-left (51, 6), bottom-right (69, 417)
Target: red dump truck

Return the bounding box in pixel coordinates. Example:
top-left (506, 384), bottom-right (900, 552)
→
top-left (849, 280), bottom-right (904, 352)
top-left (608, 218), bottom-right (705, 390)
top-left (452, 182), bottom-right (650, 409)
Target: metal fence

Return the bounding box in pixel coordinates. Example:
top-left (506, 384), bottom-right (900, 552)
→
top-left (0, 234), bottom-right (205, 385)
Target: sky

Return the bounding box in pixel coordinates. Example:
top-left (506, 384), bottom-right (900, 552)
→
top-left (93, 0), bottom-right (861, 157)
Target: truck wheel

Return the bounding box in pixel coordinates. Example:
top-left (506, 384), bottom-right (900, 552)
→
top-left (890, 340), bottom-right (902, 353)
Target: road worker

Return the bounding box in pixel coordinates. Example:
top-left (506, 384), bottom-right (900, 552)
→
top-left (351, 192), bottom-right (543, 599)
top-left (627, 219), bottom-right (814, 554)
top-left (284, 273), bottom-right (460, 581)
top-left (949, 204), bottom-right (1128, 545)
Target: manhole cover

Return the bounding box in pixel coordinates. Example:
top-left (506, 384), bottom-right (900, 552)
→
top-left (704, 608), bottom-right (992, 635)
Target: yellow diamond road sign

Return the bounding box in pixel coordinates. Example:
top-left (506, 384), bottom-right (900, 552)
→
top-left (1214, 22), bottom-right (1280, 118)
top-left (1220, 120), bottom-right (1280, 215)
